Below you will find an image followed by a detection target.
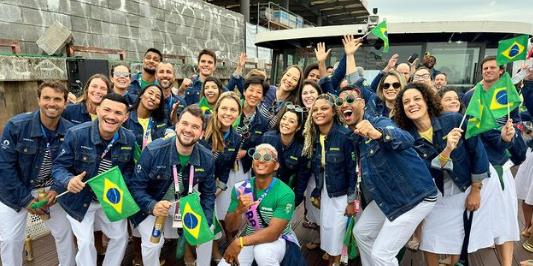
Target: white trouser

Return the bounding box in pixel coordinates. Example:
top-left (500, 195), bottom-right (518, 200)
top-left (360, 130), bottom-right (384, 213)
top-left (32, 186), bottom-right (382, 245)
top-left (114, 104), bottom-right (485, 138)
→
top-left (354, 200), bottom-right (435, 266)
top-left (66, 202), bottom-right (128, 266)
top-left (217, 238), bottom-right (286, 266)
top-left (137, 214), bottom-right (213, 266)
top-left (0, 190), bottom-right (76, 266)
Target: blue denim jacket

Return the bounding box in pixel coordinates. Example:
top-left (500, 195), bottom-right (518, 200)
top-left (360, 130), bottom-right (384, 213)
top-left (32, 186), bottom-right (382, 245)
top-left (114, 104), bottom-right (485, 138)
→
top-left (52, 120), bottom-right (137, 221)
top-left (522, 80), bottom-right (533, 119)
top-left (238, 110), bottom-right (270, 173)
top-left (0, 111), bottom-right (73, 211)
top-left (62, 103), bottom-right (92, 125)
top-left (128, 136), bottom-right (216, 227)
top-left (199, 127), bottom-right (241, 185)
top-left (122, 111), bottom-right (168, 148)
top-left (163, 94), bottom-right (186, 126)
top-left (127, 72), bottom-right (157, 96)
top-left (354, 116), bottom-right (437, 221)
top-left (463, 88), bottom-right (527, 166)
top-left (261, 130), bottom-right (310, 206)
top-left (408, 113), bottom-right (489, 192)
top-left (310, 123), bottom-right (357, 203)
top-left (318, 55), bottom-right (346, 95)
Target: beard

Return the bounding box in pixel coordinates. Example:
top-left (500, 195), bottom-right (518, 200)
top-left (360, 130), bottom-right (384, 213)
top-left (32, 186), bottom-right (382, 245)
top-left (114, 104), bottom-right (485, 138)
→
top-left (143, 66), bottom-right (156, 75)
top-left (177, 133), bottom-right (198, 147)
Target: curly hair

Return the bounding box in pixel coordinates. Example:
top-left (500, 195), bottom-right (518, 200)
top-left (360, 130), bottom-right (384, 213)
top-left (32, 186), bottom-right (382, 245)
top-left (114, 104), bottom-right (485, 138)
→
top-left (204, 91), bottom-right (242, 152)
top-left (393, 82), bottom-right (442, 130)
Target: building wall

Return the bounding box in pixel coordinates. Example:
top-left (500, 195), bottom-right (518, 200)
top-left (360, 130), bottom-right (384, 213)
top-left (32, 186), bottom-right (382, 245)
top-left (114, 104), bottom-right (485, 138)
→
top-left (0, 0), bottom-right (245, 63)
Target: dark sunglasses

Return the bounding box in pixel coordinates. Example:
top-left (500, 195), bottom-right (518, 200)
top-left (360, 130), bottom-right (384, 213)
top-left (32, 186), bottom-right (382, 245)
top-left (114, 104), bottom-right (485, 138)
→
top-left (252, 151), bottom-right (276, 162)
top-left (335, 95), bottom-right (358, 107)
top-left (382, 82), bottom-right (401, 90)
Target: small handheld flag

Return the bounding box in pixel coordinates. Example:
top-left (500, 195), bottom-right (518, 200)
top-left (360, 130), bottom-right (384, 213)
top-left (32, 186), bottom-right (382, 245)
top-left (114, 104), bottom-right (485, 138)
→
top-left (87, 166), bottom-right (140, 222)
top-left (464, 83), bottom-right (497, 139)
top-left (484, 72), bottom-right (522, 118)
top-left (179, 192), bottom-right (214, 245)
top-left (496, 35), bottom-right (528, 65)
top-left (370, 21), bottom-right (389, 53)
top-left (198, 97), bottom-right (212, 114)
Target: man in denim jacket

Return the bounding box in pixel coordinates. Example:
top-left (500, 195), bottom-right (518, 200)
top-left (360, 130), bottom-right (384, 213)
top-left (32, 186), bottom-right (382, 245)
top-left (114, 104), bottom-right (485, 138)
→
top-left (52, 93), bottom-right (136, 266)
top-left (128, 105), bottom-right (216, 266)
top-left (0, 81), bottom-right (76, 266)
top-left (336, 85), bottom-right (437, 266)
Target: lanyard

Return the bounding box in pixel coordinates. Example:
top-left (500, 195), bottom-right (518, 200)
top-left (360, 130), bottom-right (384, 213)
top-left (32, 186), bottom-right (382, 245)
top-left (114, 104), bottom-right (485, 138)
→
top-left (239, 179), bottom-right (277, 230)
top-left (101, 133), bottom-right (119, 159)
top-left (172, 164), bottom-right (194, 197)
top-left (40, 124), bottom-right (51, 149)
top-left (166, 96), bottom-right (174, 110)
top-left (142, 118), bottom-right (152, 149)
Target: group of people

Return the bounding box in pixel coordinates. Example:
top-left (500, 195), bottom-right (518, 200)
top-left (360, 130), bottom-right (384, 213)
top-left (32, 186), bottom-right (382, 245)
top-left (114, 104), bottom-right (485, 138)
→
top-left (0, 34), bottom-right (532, 266)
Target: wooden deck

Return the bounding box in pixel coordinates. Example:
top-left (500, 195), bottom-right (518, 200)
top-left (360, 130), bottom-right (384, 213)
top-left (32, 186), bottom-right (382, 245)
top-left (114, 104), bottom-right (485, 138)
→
top-left (2, 203), bottom-right (532, 266)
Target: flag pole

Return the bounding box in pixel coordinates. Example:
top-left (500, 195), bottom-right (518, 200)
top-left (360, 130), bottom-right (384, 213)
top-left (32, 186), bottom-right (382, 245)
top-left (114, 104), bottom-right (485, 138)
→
top-left (459, 112), bottom-right (468, 129)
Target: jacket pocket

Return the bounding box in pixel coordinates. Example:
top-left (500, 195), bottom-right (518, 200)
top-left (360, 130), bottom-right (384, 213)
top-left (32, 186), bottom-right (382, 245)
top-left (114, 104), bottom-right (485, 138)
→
top-left (15, 140), bottom-right (37, 155)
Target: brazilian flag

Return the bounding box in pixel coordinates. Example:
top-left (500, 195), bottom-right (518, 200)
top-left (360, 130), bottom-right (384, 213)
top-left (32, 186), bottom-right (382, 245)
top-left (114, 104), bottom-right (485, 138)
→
top-left (87, 166), bottom-right (140, 222)
top-left (179, 192), bottom-right (214, 245)
top-left (198, 96), bottom-right (212, 115)
top-left (484, 72), bottom-right (522, 118)
top-left (465, 83), bottom-right (498, 139)
top-left (496, 35), bottom-right (528, 65)
top-left (370, 21), bottom-right (389, 53)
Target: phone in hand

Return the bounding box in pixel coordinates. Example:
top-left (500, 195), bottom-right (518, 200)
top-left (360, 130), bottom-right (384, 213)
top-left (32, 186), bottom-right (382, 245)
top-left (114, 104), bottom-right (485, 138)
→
top-left (408, 53), bottom-right (418, 64)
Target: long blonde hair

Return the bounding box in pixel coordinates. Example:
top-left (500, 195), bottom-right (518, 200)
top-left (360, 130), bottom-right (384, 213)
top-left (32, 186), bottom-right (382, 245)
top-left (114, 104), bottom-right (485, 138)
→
top-left (204, 91), bottom-right (242, 152)
top-left (302, 94), bottom-right (341, 158)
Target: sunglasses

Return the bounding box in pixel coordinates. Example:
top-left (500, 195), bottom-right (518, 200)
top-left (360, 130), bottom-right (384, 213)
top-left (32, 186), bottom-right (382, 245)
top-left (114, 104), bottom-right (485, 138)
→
top-left (113, 72), bottom-right (130, 78)
top-left (252, 151), bottom-right (276, 162)
top-left (335, 95), bottom-right (358, 106)
top-left (285, 103), bottom-right (304, 113)
top-left (381, 82), bottom-right (401, 90)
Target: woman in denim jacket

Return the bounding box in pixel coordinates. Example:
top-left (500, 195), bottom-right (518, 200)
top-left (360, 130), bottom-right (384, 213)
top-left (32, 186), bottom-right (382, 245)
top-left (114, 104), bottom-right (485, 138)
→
top-left (394, 82), bottom-right (492, 265)
top-left (302, 93), bottom-right (357, 266)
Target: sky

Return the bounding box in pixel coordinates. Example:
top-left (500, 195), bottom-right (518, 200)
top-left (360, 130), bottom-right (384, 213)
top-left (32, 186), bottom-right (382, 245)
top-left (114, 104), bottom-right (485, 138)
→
top-left (365, 0), bottom-right (533, 24)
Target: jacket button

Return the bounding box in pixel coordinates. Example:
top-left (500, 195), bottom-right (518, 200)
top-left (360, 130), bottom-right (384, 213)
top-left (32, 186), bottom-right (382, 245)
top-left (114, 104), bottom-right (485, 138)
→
top-left (23, 148), bottom-right (28, 152)
top-left (423, 153), bottom-right (427, 158)
top-left (369, 150), bottom-right (374, 154)
top-left (83, 203), bottom-right (88, 207)
top-left (385, 135), bottom-right (391, 140)
top-left (83, 156), bottom-right (87, 161)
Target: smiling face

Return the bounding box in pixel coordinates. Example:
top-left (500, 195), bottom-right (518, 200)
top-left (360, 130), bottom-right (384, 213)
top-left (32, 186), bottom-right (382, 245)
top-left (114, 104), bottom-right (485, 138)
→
top-left (96, 98), bottom-right (129, 137)
top-left (381, 75), bottom-right (401, 102)
top-left (481, 59), bottom-right (502, 84)
top-left (198, 54), bottom-right (216, 78)
top-left (402, 88), bottom-right (430, 122)
top-left (203, 81), bottom-right (220, 105)
top-left (312, 98), bottom-right (334, 127)
top-left (337, 90), bottom-right (364, 127)
top-left (252, 148), bottom-right (279, 177)
top-left (155, 63), bottom-right (174, 90)
top-left (440, 90), bottom-right (461, 113)
top-left (413, 68), bottom-right (432, 87)
top-left (39, 87), bottom-right (67, 119)
top-left (243, 83), bottom-right (264, 108)
top-left (143, 51), bottom-right (161, 74)
top-left (301, 84), bottom-right (319, 108)
top-left (280, 67), bottom-right (300, 92)
top-left (111, 65), bottom-right (131, 92)
top-left (140, 86), bottom-right (162, 111)
top-left (175, 111), bottom-right (204, 147)
top-left (87, 78), bottom-right (109, 105)
top-left (306, 69), bottom-right (320, 83)
top-left (217, 97), bottom-right (240, 130)
top-left (279, 111), bottom-right (300, 136)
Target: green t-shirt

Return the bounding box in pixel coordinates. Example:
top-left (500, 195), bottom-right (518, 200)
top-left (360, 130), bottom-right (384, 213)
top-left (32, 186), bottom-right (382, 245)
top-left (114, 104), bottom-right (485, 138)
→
top-left (228, 177), bottom-right (295, 236)
top-left (162, 154), bottom-right (191, 200)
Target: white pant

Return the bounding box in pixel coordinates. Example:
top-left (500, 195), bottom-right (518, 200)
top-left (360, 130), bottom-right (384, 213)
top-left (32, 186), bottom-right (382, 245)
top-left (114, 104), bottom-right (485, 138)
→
top-left (354, 200), bottom-right (435, 266)
top-left (66, 202), bottom-right (128, 266)
top-left (217, 238), bottom-right (286, 266)
top-left (0, 191), bottom-right (76, 266)
top-left (137, 214), bottom-right (213, 266)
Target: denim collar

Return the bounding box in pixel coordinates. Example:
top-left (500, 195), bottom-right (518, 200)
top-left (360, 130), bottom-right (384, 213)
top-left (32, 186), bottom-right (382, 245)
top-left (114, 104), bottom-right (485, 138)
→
top-left (30, 110), bottom-right (69, 138)
top-left (171, 137), bottom-right (202, 167)
top-left (90, 120), bottom-right (128, 145)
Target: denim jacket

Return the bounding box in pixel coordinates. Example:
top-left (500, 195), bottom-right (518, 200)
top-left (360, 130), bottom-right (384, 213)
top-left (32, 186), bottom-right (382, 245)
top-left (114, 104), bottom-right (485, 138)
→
top-left (128, 137), bottom-right (216, 227)
top-left (463, 88), bottom-right (527, 166)
top-left (238, 110), bottom-right (270, 173)
top-left (261, 130), bottom-right (310, 206)
top-left (122, 111), bottom-right (168, 148)
top-left (311, 123), bottom-right (357, 203)
top-left (408, 113), bottom-right (489, 192)
top-left (127, 72), bottom-right (156, 96)
top-left (0, 111), bottom-right (73, 211)
top-left (199, 127), bottom-right (241, 186)
top-left (62, 102), bottom-right (92, 125)
top-left (354, 116), bottom-right (437, 221)
top-left (52, 120), bottom-right (137, 221)
top-left (163, 94), bottom-right (186, 126)
top-left (318, 55), bottom-right (346, 95)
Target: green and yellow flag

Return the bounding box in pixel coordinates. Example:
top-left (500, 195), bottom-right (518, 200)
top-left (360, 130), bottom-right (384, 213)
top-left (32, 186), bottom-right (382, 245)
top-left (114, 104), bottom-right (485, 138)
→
top-left (179, 192), bottom-right (214, 245)
top-left (198, 96), bottom-right (212, 114)
top-left (370, 21), bottom-right (389, 53)
top-left (465, 83), bottom-right (497, 139)
top-left (496, 35), bottom-right (528, 65)
top-left (87, 166), bottom-right (140, 222)
top-left (484, 72), bottom-right (522, 118)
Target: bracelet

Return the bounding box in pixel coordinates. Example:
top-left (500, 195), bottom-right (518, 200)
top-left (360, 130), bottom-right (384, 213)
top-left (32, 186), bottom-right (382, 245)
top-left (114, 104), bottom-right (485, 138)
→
top-left (239, 237), bottom-right (244, 248)
top-left (438, 154), bottom-right (450, 162)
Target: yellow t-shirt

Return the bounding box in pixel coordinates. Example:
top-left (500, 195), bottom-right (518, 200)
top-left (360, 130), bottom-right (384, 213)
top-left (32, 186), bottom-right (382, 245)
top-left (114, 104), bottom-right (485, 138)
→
top-left (320, 134), bottom-right (326, 167)
top-left (418, 127), bottom-right (433, 143)
top-left (138, 117), bottom-right (152, 146)
top-left (90, 113), bottom-right (97, 121)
